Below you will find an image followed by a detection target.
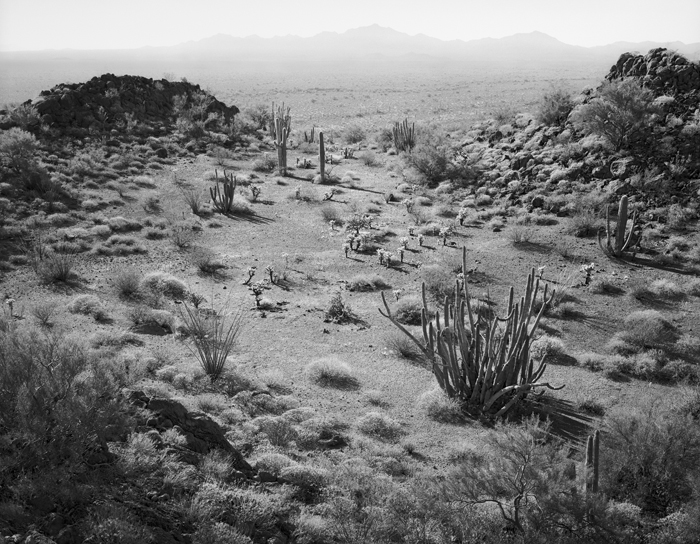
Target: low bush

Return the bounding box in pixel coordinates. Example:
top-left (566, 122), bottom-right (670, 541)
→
top-left (68, 294), bottom-right (109, 322)
top-left (417, 389), bottom-right (464, 423)
top-left (305, 357), bottom-right (359, 389)
top-left (141, 271), bottom-right (188, 300)
top-left (385, 333), bottom-right (425, 365)
top-left (393, 297), bottom-right (423, 325)
top-left (619, 309), bottom-right (679, 349)
top-left (347, 274), bottom-right (391, 292)
top-left (113, 267), bottom-right (141, 298)
top-left (324, 292), bottom-right (355, 324)
top-left (356, 411), bottom-right (405, 440)
top-left (251, 154), bottom-right (276, 172)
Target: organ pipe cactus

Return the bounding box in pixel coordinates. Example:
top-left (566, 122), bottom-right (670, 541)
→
top-left (393, 119), bottom-right (416, 153)
top-left (209, 169), bottom-right (237, 214)
top-left (319, 131), bottom-right (326, 182)
top-left (271, 103), bottom-right (291, 176)
top-left (598, 195), bottom-right (638, 257)
top-left (584, 430), bottom-right (600, 493)
top-left (379, 247), bottom-right (563, 418)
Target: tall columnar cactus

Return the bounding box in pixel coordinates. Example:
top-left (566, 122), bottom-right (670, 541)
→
top-left (271, 103), bottom-right (291, 176)
top-left (380, 247), bottom-right (562, 418)
top-left (209, 169), bottom-right (237, 214)
top-left (598, 195), bottom-right (638, 257)
top-left (393, 119), bottom-right (416, 153)
top-left (584, 430), bottom-right (600, 493)
top-left (319, 131), bottom-right (326, 182)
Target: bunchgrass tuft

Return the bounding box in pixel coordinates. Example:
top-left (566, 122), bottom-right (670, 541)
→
top-left (305, 357), bottom-right (359, 389)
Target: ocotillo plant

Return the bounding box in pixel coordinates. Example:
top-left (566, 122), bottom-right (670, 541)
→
top-left (271, 102), bottom-right (291, 176)
top-left (393, 119), bottom-right (416, 153)
top-left (380, 247), bottom-right (562, 418)
top-left (598, 195), bottom-right (638, 257)
top-left (319, 131), bottom-right (326, 182)
top-left (584, 430), bottom-right (600, 493)
top-left (209, 169), bottom-right (237, 214)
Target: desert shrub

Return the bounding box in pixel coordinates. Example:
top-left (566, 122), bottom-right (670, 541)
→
top-left (189, 482), bottom-right (279, 535)
top-left (179, 303), bottom-right (244, 382)
top-left (572, 79), bottom-right (658, 151)
top-left (112, 267), bottom-right (141, 298)
top-left (30, 301), bottom-right (56, 328)
top-left (94, 235), bottom-right (147, 256)
top-left (589, 279), bottom-right (624, 295)
top-left (324, 292), bottom-right (355, 324)
top-left (192, 247), bottom-right (226, 275)
top-left (192, 522), bottom-right (252, 544)
top-left (68, 294), bottom-right (109, 322)
top-left (422, 263), bottom-right (456, 303)
top-left (254, 453), bottom-right (297, 477)
top-left (417, 389), bottom-right (464, 423)
top-left (602, 401), bottom-right (700, 516)
top-left (140, 271), bottom-right (188, 300)
top-left (251, 153), bottom-right (276, 173)
top-left (343, 124), bottom-right (366, 144)
top-left (649, 278), bottom-right (686, 301)
top-left (253, 415), bottom-right (297, 447)
top-left (347, 274), bottom-right (390, 292)
top-left (568, 209), bottom-right (600, 237)
top-left (530, 335), bottom-right (566, 363)
top-left (305, 357), bottom-right (359, 389)
top-left (0, 327), bottom-right (129, 479)
top-left (393, 297), bottom-right (422, 325)
top-left (358, 150), bottom-right (379, 166)
top-left (509, 225), bottom-right (533, 245)
top-left (356, 411), bottom-right (405, 440)
top-left (35, 250), bottom-right (76, 284)
top-left (619, 309), bottom-right (679, 349)
top-left (536, 84), bottom-right (574, 125)
top-left (320, 205), bottom-right (343, 225)
top-left (0, 127), bottom-right (37, 173)
top-left (106, 216), bottom-right (142, 232)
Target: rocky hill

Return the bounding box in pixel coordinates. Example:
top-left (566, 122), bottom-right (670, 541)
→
top-left (1, 73), bottom-right (239, 136)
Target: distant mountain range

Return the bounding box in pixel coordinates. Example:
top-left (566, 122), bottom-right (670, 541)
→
top-left (2, 25), bottom-right (699, 64)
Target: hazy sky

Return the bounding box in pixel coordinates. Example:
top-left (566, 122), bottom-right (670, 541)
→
top-left (1, 0), bottom-right (699, 51)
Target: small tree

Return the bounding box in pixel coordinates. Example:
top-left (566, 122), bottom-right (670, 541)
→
top-left (572, 79), bottom-right (658, 151)
top-left (536, 84), bottom-right (574, 126)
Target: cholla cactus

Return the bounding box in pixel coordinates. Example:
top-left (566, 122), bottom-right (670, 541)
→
top-left (377, 249), bottom-right (386, 265)
top-left (408, 227), bottom-right (415, 236)
top-left (5, 297), bottom-right (15, 317)
top-left (439, 227), bottom-right (451, 246)
top-left (537, 266), bottom-right (546, 279)
top-left (581, 262), bottom-right (595, 285)
top-left (397, 247), bottom-right (405, 263)
top-left (329, 219), bottom-right (337, 231)
top-left (243, 266), bottom-right (256, 285)
top-left (250, 186), bottom-right (262, 201)
top-left (393, 289), bottom-right (401, 301)
top-left (418, 234), bottom-right (424, 246)
top-left (403, 198), bottom-right (415, 213)
top-left (295, 186), bottom-right (302, 200)
top-left (251, 280), bottom-right (267, 307)
top-left (343, 243), bottom-right (351, 258)
top-left (399, 237), bottom-right (409, 249)
top-left (457, 207), bottom-right (469, 226)
top-left (265, 265), bottom-right (275, 283)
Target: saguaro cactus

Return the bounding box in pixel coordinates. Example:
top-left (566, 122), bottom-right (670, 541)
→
top-left (598, 195), bottom-right (637, 257)
top-left (209, 169), bottom-right (237, 214)
top-left (271, 103), bottom-right (291, 176)
top-left (319, 131), bottom-right (326, 182)
top-left (584, 430), bottom-right (600, 493)
top-left (379, 247), bottom-right (562, 418)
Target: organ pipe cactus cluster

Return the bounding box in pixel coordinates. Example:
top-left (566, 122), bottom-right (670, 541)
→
top-left (393, 118), bottom-right (416, 153)
top-left (598, 195), bottom-right (638, 257)
top-left (379, 247), bottom-right (563, 418)
top-left (271, 102), bottom-right (291, 176)
top-left (209, 169), bottom-right (237, 214)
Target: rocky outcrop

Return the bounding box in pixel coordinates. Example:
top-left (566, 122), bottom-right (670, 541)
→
top-left (25, 73), bottom-right (239, 133)
top-left (128, 390), bottom-right (252, 474)
top-left (607, 48), bottom-right (700, 97)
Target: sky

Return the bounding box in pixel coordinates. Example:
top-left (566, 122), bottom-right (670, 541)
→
top-left (1, 0), bottom-right (699, 51)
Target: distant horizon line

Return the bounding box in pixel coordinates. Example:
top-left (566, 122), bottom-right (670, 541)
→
top-left (1, 25), bottom-right (697, 54)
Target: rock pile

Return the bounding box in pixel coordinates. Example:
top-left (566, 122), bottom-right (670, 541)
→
top-left (26, 73), bottom-right (239, 134)
top-left (607, 48), bottom-right (700, 97)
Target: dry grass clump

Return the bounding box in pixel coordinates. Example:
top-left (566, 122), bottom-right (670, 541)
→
top-left (320, 205), bottom-right (343, 225)
top-left (105, 216), bottom-right (142, 232)
top-left (589, 278), bottom-right (624, 295)
top-left (510, 225), bottom-right (534, 245)
top-left (68, 294), bottom-right (109, 322)
top-left (35, 251), bottom-right (77, 284)
top-left (254, 453), bottom-right (297, 477)
top-left (567, 210), bottom-right (600, 237)
top-left (305, 357), bottom-right (359, 389)
top-left (617, 310), bottom-right (679, 350)
top-left (141, 271), bottom-right (188, 300)
top-left (421, 264), bottom-right (456, 302)
top-left (94, 235), bottom-right (147, 256)
top-left (417, 389), bottom-right (464, 423)
top-left (251, 154), bottom-right (276, 172)
top-left (91, 330), bottom-right (144, 349)
top-left (385, 333), bottom-right (425, 365)
top-left (649, 279), bottom-right (686, 301)
top-left (530, 335), bottom-right (567, 363)
top-left (112, 267), bottom-right (141, 298)
top-left (30, 301), bottom-right (57, 328)
top-left (685, 278), bottom-right (700, 297)
top-left (356, 411), bottom-right (405, 440)
top-left (347, 274), bottom-right (391, 292)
